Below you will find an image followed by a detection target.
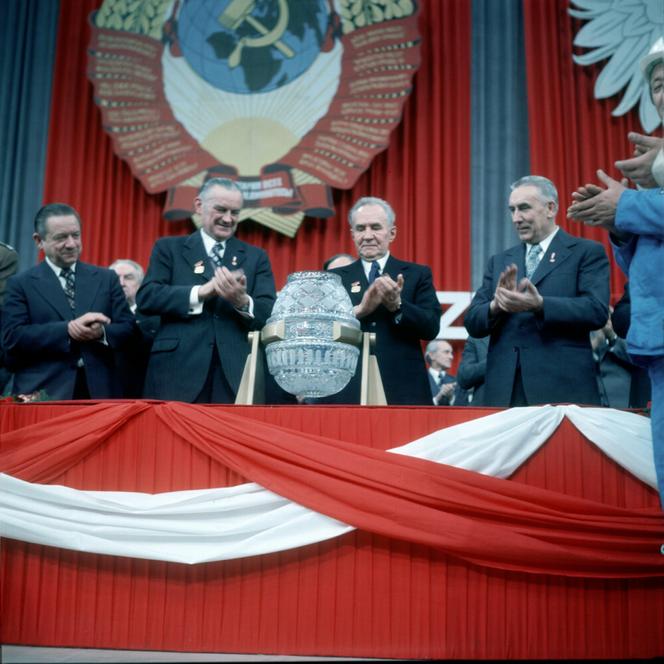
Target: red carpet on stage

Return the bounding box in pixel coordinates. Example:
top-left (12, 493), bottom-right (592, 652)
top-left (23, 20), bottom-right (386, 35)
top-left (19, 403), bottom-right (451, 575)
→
top-left (1, 401), bottom-right (662, 660)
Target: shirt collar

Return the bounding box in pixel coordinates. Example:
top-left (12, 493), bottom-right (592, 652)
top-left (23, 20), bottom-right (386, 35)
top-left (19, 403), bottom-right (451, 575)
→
top-left (45, 256), bottom-right (76, 276)
top-left (526, 226), bottom-right (559, 255)
top-left (200, 229), bottom-right (225, 255)
top-left (361, 252), bottom-right (390, 278)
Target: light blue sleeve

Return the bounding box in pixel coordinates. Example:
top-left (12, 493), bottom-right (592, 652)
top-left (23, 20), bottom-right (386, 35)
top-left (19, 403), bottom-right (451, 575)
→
top-left (615, 188), bottom-right (664, 238)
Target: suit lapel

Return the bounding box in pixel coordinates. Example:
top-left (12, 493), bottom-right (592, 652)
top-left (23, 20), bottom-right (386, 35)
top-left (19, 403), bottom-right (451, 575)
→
top-left (530, 230), bottom-right (573, 286)
top-left (502, 245), bottom-right (525, 278)
top-left (183, 232), bottom-right (213, 281)
top-left (74, 262), bottom-right (101, 315)
top-left (341, 261), bottom-right (366, 305)
top-left (222, 236), bottom-right (246, 271)
top-left (31, 261), bottom-right (72, 320)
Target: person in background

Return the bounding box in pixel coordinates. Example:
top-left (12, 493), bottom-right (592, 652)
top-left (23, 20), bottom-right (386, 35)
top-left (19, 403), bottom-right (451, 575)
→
top-left (425, 338), bottom-right (467, 406)
top-left (465, 175), bottom-right (609, 407)
top-left (567, 39), bottom-right (664, 505)
top-left (0, 241), bottom-right (19, 394)
top-left (2, 204), bottom-right (134, 400)
top-left (611, 283), bottom-right (651, 409)
top-left (110, 259), bottom-right (159, 398)
top-left (456, 335), bottom-right (489, 405)
top-left (590, 313), bottom-right (634, 409)
top-left (323, 253), bottom-right (355, 271)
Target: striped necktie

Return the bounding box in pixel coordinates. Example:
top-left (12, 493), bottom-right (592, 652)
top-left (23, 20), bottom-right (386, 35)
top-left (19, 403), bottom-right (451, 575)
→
top-left (211, 242), bottom-right (224, 268)
top-left (525, 243), bottom-right (542, 279)
top-left (60, 267), bottom-right (75, 310)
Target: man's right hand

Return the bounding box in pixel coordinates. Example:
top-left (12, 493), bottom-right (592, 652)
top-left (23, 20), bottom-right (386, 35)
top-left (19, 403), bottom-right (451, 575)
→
top-left (615, 133), bottom-right (663, 188)
top-left (68, 312), bottom-right (110, 341)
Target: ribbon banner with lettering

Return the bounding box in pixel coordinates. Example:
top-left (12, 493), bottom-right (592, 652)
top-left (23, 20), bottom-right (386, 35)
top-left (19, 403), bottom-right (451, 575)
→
top-left (88, 0), bottom-right (421, 237)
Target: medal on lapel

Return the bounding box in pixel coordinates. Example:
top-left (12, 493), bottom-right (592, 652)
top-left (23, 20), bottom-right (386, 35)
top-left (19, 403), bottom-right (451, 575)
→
top-left (351, 281), bottom-right (361, 293)
top-left (549, 252), bottom-right (556, 263)
top-left (231, 256), bottom-right (238, 267)
top-left (193, 260), bottom-right (205, 274)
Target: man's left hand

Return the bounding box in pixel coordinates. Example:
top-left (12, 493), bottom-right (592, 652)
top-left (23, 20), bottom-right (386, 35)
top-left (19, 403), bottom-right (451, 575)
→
top-left (373, 273), bottom-right (404, 312)
top-left (214, 266), bottom-right (250, 309)
top-left (494, 279), bottom-right (543, 313)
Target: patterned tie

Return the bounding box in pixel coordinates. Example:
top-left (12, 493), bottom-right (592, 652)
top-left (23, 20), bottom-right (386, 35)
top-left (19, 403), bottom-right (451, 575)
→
top-left (368, 260), bottom-right (380, 284)
top-left (211, 242), bottom-right (224, 269)
top-left (60, 267), bottom-right (75, 310)
top-left (525, 243), bottom-right (542, 279)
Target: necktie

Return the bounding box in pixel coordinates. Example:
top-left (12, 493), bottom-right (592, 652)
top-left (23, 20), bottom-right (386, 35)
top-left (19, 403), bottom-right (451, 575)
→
top-left (525, 243), bottom-right (542, 279)
top-left (437, 372), bottom-right (446, 388)
top-left (368, 260), bottom-right (380, 284)
top-left (211, 242), bottom-right (224, 269)
top-left (61, 267), bottom-right (75, 310)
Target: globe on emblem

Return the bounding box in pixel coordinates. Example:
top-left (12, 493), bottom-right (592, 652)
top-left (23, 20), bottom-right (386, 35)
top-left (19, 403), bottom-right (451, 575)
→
top-left (263, 271), bottom-right (361, 399)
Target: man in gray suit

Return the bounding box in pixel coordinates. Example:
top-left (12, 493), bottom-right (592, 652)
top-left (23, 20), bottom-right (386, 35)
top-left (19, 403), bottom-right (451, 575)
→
top-left (465, 176), bottom-right (609, 407)
top-left (137, 178), bottom-right (276, 403)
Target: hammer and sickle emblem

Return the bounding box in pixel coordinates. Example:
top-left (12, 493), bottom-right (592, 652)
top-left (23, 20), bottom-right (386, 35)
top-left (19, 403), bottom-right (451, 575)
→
top-left (219, 0), bottom-right (295, 69)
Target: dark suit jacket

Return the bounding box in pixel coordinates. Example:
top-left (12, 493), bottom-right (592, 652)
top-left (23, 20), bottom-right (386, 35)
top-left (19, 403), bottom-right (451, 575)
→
top-left (456, 335), bottom-right (489, 405)
top-left (464, 229), bottom-right (610, 407)
top-left (329, 256), bottom-right (440, 405)
top-left (115, 311), bottom-right (160, 398)
top-left (427, 370), bottom-right (468, 406)
top-left (611, 283), bottom-right (651, 409)
top-left (1, 260), bottom-right (135, 399)
top-left (136, 232), bottom-right (276, 402)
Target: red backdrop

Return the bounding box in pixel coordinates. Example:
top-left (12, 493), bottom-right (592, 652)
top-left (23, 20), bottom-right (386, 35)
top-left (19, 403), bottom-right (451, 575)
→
top-left (43, 0), bottom-right (472, 293)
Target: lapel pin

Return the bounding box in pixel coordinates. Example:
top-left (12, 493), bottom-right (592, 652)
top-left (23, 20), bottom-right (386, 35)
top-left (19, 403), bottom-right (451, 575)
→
top-left (193, 260), bottom-right (205, 274)
top-left (351, 281), bottom-right (361, 293)
top-left (231, 256), bottom-right (238, 267)
top-left (549, 252), bottom-right (556, 263)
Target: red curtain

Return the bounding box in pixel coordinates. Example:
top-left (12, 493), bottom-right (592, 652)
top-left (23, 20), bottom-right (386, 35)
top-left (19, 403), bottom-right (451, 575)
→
top-left (42, 0), bottom-right (471, 293)
top-left (1, 403), bottom-right (663, 658)
top-left (522, 0), bottom-right (643, 298)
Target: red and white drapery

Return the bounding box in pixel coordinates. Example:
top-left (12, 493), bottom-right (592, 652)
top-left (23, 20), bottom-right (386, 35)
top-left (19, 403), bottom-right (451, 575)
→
top-left (1, 402), bottom-right (663, 659)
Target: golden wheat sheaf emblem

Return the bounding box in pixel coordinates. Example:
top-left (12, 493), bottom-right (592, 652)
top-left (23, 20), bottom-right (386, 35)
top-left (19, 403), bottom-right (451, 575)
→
top-left (88, 0), bottom-right (420, 237)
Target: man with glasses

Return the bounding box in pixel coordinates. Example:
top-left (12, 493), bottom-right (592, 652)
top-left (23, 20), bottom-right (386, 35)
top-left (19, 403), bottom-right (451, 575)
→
top-left (137, 178), bottom-right (276, 403)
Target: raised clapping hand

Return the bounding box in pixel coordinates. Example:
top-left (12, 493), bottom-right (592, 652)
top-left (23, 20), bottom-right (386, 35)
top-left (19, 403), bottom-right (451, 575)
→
top-left (490, 263), bottom-right (543, 314)
top-left (199, 266), bottom-right (250, 310)
top-left (566, 169), bottom-right (628, 232)
top-left (436, 381), bottom-right (456, 402)
top-left (354, 273), bottom-right (404, 318)
top-left (67, 312), bottom-right (110, 341)
top-left (615, 132), bottom-right (663, 189)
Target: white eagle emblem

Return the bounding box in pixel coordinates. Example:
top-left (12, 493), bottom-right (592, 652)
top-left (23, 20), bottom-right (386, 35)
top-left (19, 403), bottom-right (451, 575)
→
top-left (570, 0), bottom-right (664, 132)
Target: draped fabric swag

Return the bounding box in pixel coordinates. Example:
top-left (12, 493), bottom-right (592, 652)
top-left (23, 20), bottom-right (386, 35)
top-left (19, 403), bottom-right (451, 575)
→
top-left (2, 402), bottom-right (663, 660)
top-left (1, 402), bottom-right (661, 577)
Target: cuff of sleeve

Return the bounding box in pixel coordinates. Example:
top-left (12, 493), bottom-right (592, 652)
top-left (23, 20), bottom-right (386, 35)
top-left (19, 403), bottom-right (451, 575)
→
top-left (189, 286), bottom-right (203, 314)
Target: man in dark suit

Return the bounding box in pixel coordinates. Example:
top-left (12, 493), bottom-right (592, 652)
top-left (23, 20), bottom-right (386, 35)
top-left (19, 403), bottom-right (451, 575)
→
top-left (464, 175), bottom-right (610, 407)
top-left (425, 338), bottom-right (467, 406)
top-left (329, 196), bottom-right (441, 405)
top-left (0, 241), bottom-right (19, 394)
top-left (456, 335), bottom-right (489, 405)
top-left (136, 178), bottom-right (276, 403)
top-left (611, 283), bottom-right (651, 409)
top-left (2, 203), bottom-right (135, 400)
top-left (110, 259), bottom-right (159, 398)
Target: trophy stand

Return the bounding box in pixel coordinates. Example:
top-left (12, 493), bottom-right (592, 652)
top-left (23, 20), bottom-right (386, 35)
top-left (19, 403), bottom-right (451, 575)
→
top-left (235, 327), bottom-right (387, 405)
